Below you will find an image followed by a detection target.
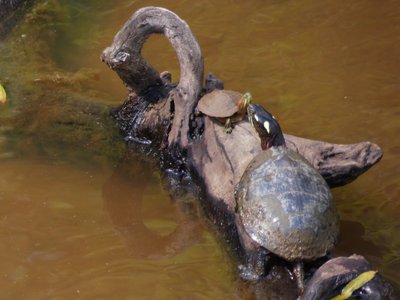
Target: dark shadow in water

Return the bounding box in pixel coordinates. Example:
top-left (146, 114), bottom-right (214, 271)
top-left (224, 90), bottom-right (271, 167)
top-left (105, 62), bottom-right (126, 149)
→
top-left (334, 220), bottom-right (385, 261)
top-left (102, 152), bottom-right (204, 259)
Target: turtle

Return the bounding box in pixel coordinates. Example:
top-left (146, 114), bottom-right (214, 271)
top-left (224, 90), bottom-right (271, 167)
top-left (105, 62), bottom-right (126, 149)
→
top-left (197, 90), bottom-right (251, 133)
top-left (235, 103), bottom-right (340, 292)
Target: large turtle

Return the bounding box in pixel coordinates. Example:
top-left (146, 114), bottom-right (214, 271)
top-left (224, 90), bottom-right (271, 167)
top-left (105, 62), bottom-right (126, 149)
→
top-left (197, 90), bottom-right (251, 133)
top-left (235, 103), bottom-right (339, 291)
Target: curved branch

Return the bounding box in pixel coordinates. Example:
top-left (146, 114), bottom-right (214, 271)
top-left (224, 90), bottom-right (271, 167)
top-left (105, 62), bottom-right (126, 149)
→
top-left (101, 7), bottom-right (204, 148)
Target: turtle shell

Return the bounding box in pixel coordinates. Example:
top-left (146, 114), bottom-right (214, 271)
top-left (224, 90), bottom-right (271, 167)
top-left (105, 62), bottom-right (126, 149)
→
top-left (197, 90), bottom-right (243, 118)
top-left (236, 146), bottom-right (339, 261)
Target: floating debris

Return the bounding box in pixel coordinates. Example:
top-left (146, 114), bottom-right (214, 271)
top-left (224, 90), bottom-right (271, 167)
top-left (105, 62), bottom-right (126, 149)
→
top-left (331, 270), bottom-right (378, 300)
top-left (0, 82), bottom-right (6, 104)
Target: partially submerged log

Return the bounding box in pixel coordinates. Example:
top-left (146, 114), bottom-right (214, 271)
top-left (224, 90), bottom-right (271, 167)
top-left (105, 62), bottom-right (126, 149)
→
top-left (102, 6), bottom-right (384, 296)
top-left (303, 255), bottom-right (399, 299)
top-left (102, 6), bottom-right (382, 188)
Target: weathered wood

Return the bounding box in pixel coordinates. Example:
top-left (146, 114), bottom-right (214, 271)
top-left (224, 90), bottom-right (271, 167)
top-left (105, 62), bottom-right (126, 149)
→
top-left (103, 6), bottom-right (383, 190)
top-left (101, 7), bottom-right (203, 149)
top-left (284, 135), bottom-right (383, 188)
top-left (102, 6), bottom-right (384, 295)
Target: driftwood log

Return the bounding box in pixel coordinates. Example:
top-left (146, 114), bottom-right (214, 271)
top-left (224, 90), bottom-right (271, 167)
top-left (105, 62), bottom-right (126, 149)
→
top-left (101, 6), bottom-right (384, 295)
top-left (101, 6), bottom-right (382, 187)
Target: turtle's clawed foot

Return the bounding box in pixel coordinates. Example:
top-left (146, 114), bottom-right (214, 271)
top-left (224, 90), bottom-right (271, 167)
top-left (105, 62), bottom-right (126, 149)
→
top-left (238, 248), bottom-right (268, 281)
top-left (238, 264), bottom-right (263, 281)
top-left (224, 119), bottom-right (233, 134)
top-left (225, 126), bottom-right (233, 134)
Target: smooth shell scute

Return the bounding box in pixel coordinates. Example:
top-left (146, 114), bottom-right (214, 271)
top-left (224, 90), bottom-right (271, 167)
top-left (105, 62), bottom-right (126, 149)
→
top-left (197, 90), bottom-right (242, 118)
top-left (236, 146), bottom-right (339, 261)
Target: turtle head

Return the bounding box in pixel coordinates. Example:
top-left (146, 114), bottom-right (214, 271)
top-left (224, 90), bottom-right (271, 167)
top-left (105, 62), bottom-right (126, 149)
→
top-left (247, 103), bottom-right (286, 150)
top-left (238, 92), bottom-right (252, 113)
top-left (242, 92), bottom-right (252, 106)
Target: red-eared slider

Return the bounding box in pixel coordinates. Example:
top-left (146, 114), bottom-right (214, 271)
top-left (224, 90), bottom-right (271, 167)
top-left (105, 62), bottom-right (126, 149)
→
top-left (197, 90), bottom-right (251, 133)
top-left (236, 103), bottom-right (339, 291)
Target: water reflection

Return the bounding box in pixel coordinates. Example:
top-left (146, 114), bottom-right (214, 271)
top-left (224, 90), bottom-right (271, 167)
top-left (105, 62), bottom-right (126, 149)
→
top-left (334, 220), bottom-right (384, 260)
top-left (102, 154), bottom-right (204, 259)
top-left (0, 157), bottom-right (237, 299)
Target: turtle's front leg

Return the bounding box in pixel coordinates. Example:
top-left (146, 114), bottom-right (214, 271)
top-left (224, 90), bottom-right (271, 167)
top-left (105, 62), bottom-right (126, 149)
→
top-left (238, 247), bottom-right (268, 280)
top-left (224, 118), bottom-right (233, 134)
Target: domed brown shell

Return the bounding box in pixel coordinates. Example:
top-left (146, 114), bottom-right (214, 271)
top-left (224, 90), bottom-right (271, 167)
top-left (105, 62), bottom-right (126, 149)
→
top-left (236, 146), bottom-right (339, 261)
top-left (197, 90), bottom-right (242, 118)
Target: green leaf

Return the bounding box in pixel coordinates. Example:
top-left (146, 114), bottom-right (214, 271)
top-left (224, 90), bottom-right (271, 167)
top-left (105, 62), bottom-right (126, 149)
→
top-left (331, 270), bottom-right (377, 300)
top-left (0, 82), bottom-right (6, 104)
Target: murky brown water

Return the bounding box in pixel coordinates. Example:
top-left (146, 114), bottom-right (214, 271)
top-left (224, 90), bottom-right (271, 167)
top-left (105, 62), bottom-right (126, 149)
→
top-left (1, 0), bottom-right (400, 299)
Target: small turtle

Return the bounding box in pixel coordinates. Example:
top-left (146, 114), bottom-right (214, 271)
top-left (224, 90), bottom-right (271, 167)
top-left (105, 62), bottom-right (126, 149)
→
top-left (197, 90), bottom-right (251, 133)
top-left (236, 103), bottom-right (339, 292)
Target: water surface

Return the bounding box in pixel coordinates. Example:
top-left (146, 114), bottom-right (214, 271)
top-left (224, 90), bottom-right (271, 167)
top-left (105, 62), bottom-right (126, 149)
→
top-left (0, 0), bottom-right (399, 298)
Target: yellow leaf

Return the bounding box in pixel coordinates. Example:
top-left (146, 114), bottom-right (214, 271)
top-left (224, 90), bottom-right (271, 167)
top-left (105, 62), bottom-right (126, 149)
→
top-left (0, 82), bottom-right (6, 104)
top-left (331, 270), bottom-right (377, 300)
